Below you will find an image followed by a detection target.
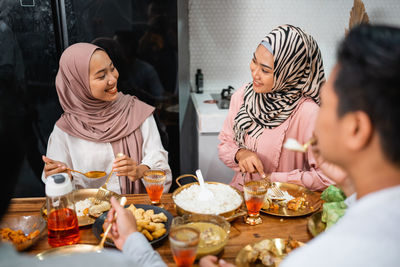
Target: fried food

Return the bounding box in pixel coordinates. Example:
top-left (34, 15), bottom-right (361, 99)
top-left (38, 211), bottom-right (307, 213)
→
top-left (151, 228), bottom-right (166, 239)
top-left (141, 229), bottom-right (154, 241)
top-left (247, 238), bottom-right (301, 266)
top-left (125, 204), bottom-right (167, 241)
top-left (89, 200), bottom-right (111, 217)
top-left (284, 237), bottom-right (301, 253)
top-left (287, 197), bottom-right (306, 211)
top-left (151, 212), bottom-right (167, 223)
top-left (0, 228), bottom-right (40, 245)
top-left (263, 192), bottom-right (307, 212)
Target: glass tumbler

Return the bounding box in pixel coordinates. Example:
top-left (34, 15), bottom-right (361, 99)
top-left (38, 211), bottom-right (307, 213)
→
top-left (143, 169), bottom-right (166, 205)
top-left (243, 180), bottom-right (268, 225)
top-left (169, 226), bottom-right (200, 267)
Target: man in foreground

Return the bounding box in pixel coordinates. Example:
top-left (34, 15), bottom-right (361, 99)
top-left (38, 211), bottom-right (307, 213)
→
top-left (282, 23), bottom-right (400, 266)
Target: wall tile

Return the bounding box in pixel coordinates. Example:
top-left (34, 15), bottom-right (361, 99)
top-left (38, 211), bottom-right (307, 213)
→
top-left (189, 0), bottom-right (400, 92)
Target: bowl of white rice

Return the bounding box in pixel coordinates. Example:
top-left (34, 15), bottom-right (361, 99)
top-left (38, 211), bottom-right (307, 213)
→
top-left (172, 175), bottom-right (244, 221)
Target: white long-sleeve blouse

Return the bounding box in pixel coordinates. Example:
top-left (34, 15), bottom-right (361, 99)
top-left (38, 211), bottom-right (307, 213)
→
top-left (41, 115), bottom-right (172, 194)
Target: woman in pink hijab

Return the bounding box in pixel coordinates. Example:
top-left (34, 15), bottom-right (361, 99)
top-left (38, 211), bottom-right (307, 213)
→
top-left (41, 43), bottom-right (171, 194)
top-left (219, 25), bottom-right (334, 191)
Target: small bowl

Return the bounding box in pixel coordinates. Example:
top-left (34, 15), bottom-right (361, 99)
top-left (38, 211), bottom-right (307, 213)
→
top-left (0, 214), bottom-right (47, 251)
top-left (171, 213), bottom-right (230, 259)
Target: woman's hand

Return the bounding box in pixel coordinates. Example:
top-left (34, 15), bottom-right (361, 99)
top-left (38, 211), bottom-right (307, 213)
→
top-left (199, 255), bottom-right (236, 267)
top-left (113, 154), bottom-right (150, 182)
top-left (42, 155), bottom-right (70, 178)
top-left (235, 149), bottom-right (266, 178)
top-left (105, 197), bottom-right (137, 250)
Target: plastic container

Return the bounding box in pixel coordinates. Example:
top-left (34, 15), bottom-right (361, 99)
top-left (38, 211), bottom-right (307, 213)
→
top-left (46, 173), bottom-right (80, 247)
top-left (195, 69), bottom-right (204, 94)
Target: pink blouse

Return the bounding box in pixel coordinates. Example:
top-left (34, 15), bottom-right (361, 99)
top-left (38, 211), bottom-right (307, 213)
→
top-left (218, 84), bottom-right (334, 191)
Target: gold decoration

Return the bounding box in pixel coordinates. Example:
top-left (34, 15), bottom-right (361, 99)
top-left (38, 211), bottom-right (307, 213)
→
top-left (345, 0), bottom-right (370, 35)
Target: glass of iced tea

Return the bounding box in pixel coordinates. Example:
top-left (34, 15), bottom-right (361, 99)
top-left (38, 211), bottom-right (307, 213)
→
top-left (243, 180), bottom-right (268, 225)
top-left (169, 226), bottom-right (200, 267)
top-left (143, 169), bottom-right (166, 206)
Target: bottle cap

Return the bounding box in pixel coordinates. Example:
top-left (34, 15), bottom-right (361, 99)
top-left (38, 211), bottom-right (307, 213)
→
top-left (45, 173), bottom-right (73, 197)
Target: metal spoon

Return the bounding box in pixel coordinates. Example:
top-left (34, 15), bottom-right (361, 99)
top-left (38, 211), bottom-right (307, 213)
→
top-left (44, 157), bottom-right (106, 179)
top-left (283, 137), bottom-right (316, 153)
top-left (67, 168), bottom-right (107, 179)
top-left (195, 169), bottom-right (214, 201)
top-left (93, 196), bottom-right (127, 250)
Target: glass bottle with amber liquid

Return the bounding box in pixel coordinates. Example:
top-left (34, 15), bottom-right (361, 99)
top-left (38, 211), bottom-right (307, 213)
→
top-left (46, 173), bottom-right (80, 247)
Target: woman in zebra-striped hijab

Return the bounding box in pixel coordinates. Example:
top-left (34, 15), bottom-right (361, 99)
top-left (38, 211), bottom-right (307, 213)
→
top-left (218, 24), bottom-right (334, 191)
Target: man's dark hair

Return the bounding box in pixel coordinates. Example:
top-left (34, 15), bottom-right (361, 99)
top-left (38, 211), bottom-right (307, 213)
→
top-left (335, 24), bottom-right (400, 165)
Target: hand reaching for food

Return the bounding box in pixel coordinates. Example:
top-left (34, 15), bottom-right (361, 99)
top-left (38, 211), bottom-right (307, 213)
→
top-left (105, 197), bottom-right (137, 250)
top-left (112, 153), bottom-right (150, 182)
top-left (199, 255), bottom-right (236, 267)
top-left (42, 155), bottom-right (70, 178)
top-left (235, 149), bottom-right (266, 178)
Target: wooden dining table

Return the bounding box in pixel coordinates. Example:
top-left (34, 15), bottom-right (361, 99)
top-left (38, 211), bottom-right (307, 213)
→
top-left (5, 193), bottom-right (320, 266)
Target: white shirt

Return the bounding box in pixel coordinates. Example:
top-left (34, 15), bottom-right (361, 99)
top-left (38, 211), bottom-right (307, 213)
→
top-left (281, 185), bottom-right (400, 267)
top-left (42, 115), bottom-right (172, 193)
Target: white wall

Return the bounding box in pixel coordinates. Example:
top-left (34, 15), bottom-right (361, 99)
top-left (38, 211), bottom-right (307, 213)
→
top-left (188, 0), bottom-right (400, 92)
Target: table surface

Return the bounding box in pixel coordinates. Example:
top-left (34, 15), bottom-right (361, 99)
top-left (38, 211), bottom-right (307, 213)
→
top-left (5, 193), bottom-right (319, 266)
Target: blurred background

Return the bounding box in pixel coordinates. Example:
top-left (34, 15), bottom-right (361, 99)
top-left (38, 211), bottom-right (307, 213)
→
top-left (1, 0), bottom-right (399, 197)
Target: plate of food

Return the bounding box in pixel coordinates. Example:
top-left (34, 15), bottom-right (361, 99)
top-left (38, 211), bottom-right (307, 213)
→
top-left (260, 182), bottom-right (322, 217)
top-left (41, 189), bottom-right (121, 227)
top-left (92, 204), bottom-right (173, 247)
top-left (235, 237), bottom-right (304, 267)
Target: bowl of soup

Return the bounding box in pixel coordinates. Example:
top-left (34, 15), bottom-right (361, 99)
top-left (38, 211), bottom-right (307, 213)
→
top-left (171, 213), bottom-right (230, 258)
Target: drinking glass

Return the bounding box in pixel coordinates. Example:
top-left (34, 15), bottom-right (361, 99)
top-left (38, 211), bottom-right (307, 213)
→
top-left (143, 169), bottom-right (166, 206)
top-left (169, 226), bottom-right (200, 267)
top-left (243, 181), bottom-right (268, 225)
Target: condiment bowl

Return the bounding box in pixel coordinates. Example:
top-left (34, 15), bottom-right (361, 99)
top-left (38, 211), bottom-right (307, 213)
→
top-left (0, 214), bottom-right (46, 251)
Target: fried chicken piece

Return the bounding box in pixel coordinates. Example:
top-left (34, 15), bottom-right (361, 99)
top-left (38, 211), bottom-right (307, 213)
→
top-left (287, 197), bottom-right (305, 211)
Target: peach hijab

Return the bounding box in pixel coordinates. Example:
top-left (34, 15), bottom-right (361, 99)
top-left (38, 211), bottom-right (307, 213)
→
top-left (55, 43), bottom-right (154, 194)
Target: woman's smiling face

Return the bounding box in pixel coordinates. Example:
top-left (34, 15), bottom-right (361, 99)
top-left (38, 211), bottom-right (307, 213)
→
top-left (250, 44), bottom-right (274, 93)
top-left (89, 49), bottom-right (119, 101)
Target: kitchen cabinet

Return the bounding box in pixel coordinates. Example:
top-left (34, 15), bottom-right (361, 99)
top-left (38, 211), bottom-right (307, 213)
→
top-left (188, 92), bottom-right (234, 184)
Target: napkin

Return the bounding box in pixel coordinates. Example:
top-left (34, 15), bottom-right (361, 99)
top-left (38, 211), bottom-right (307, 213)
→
top-left (320, 185), bottom-right (347, 229)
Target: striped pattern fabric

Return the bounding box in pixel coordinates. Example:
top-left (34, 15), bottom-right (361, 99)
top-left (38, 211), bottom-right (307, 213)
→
top-left (233, 24), bottom-right (325, 149)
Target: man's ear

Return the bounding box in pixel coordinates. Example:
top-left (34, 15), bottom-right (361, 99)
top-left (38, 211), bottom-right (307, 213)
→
top-left (343, 111), bottom-right (373, 151)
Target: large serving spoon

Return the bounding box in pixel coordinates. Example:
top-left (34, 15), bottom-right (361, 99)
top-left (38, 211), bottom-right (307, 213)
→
top-left (67, 168), bottom-right (106, 179)
top-left (44, 157), bottom-right (107, 179)
top-left (195, 169), bottom-right (214, 201)
top-left (283, 137), bottom-right (316, 153)
top-left (36, 197), bottom-right (127, 260)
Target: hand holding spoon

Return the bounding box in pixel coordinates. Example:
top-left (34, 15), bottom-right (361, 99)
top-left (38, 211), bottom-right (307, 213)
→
top-left (67, 168), bottom-right (106, 179)
top-left (283, 137), bottom-right (316, 153)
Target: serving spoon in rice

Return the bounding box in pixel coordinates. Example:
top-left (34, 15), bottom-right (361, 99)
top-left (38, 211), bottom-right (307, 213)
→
top-left (195, 169), bottom-right (214, 201)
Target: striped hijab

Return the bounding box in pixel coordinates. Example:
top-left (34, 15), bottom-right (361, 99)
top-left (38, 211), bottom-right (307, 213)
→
top-left (233, 24), bottom-right (325, 149)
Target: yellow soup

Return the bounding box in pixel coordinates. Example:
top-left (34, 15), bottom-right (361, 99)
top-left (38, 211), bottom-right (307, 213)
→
top-left (186, 222), bottom-right (227, 258)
